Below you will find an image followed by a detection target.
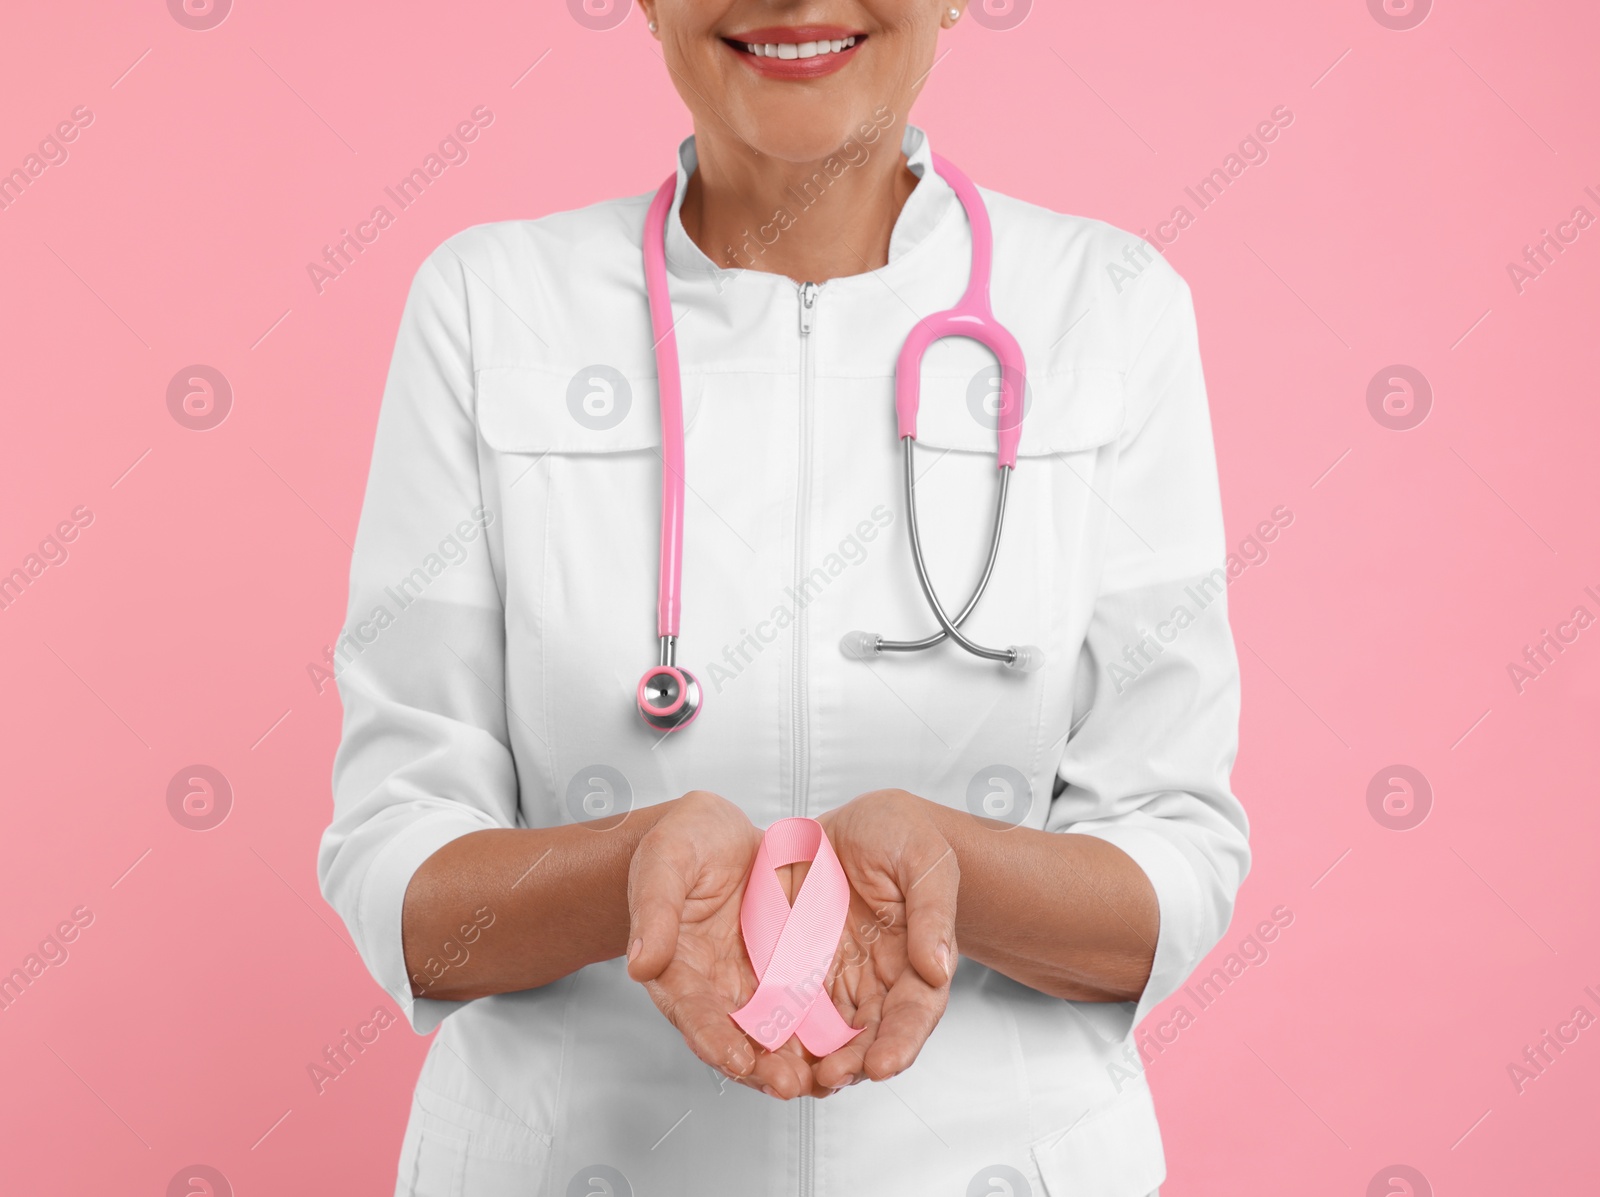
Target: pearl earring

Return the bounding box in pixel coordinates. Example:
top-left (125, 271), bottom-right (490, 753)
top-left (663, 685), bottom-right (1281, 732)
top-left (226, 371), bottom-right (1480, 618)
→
top-left (948, 6), bottom-right (960, 19)
top-left (648, 19), bottom-right (658, 31)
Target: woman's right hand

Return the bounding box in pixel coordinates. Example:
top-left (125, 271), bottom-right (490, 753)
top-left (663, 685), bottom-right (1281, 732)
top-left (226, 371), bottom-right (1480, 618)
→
top-left (626, 791), bottom-right (816, 1099)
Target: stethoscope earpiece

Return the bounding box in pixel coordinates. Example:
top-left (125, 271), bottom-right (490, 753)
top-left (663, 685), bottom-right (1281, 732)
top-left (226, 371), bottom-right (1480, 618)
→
top-left (636, 664), bottom-right (702, 732)
top-left (839, 631), bottom-right (883, 660)
top-left (1003, 645), bottom-right (1046, 673)
top-left (842, 630), bottom-right (1044, 673)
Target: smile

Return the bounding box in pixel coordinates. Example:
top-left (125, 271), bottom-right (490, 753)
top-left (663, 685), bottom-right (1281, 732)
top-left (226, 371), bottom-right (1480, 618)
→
top-left (722, 27), bottom-right (867, 79)
top-left (736, 35), bottom-right (858, 59)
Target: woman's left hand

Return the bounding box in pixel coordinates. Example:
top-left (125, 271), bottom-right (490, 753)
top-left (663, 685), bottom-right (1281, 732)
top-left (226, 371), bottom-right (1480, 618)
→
top-left (809, 789), bottom-right (960, 1093)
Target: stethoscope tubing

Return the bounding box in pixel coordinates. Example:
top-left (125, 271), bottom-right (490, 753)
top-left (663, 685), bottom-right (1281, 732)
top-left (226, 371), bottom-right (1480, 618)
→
top-left (635, 152), bottom-right (1041, 730)
top-left (872, 438), bottom-right (1011, 656)
top-left (643, 175), bottom-right (687, 645)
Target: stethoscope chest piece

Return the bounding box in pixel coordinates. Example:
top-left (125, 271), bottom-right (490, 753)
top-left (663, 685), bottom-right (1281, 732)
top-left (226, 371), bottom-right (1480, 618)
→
top-left (636, 663), bottom-right (702, 731)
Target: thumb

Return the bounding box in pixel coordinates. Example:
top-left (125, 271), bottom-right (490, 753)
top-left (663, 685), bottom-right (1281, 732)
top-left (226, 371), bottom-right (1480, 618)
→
top-left (627, 836), bottom-right (693, 983)
top-left (899, 833), bottom-right (959, 989)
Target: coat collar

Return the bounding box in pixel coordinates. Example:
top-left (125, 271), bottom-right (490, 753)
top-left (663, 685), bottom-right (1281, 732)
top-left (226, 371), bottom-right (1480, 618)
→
top-left (661, 123), bottom-right (957, 286)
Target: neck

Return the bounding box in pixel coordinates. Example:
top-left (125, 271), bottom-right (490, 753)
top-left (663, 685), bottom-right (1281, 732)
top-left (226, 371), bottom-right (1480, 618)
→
top-left (678, 123), bottom-right (922, 284)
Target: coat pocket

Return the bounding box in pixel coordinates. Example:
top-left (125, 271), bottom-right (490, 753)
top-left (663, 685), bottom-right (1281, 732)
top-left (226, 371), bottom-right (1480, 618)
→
top-left (396, 1085), bottom-right (553, 1197)
top-left (476, 364), bottom-right (704, 455)
top-left (1028, 1076), bottom-right (1167, 1197)
top-left (908, 359), bottom-right (1126, 457)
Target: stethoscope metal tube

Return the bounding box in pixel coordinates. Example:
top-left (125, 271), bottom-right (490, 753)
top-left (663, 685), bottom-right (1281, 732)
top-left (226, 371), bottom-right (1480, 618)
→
top-left (852, 438), bottom-right (1008, 654)
top-left (635, 152), bottom-right (1043, 732)
top-left (842, 439), bottom-right (1041, 671)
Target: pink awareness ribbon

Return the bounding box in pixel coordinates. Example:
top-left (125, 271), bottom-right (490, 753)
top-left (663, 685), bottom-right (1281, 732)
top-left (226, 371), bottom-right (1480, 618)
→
top-left (731, 818), bottom-right (863, 1055)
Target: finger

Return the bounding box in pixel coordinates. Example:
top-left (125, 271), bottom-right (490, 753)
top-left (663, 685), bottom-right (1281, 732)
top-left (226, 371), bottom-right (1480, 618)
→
top-left (746, 1036), bottom-right (818, 1100)
top-left (812, 997), bottom-right (882, 1090)
top-left (722, 1038), bottom-right (816, 1099)
top-left (860, 970), bottom-right (949, 1082)
top-left (899, 836), bottom-right (960, 989)
top-left (627, 839), bottom-right (693, 983)
top-left (646, 977), bottom-right (759, 1080)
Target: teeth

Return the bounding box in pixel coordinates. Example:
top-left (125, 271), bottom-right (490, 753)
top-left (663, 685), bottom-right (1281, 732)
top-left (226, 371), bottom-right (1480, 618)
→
top-left (742, 35), bottom-right (857, 59)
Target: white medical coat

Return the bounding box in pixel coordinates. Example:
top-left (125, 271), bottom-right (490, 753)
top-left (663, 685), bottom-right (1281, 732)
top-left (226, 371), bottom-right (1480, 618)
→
top-left (318, 123), bottom-right (1249, 1197)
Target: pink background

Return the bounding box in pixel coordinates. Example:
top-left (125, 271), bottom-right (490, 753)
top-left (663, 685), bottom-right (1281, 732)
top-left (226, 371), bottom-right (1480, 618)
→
top-left (2, 1), bottom-right (1596, 1193)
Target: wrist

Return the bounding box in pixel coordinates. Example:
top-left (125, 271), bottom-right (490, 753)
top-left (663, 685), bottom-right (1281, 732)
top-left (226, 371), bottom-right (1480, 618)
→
top-left (917, 793), bottom-right (970, 851)
top-left (623, 793), bottom-right (689, 857)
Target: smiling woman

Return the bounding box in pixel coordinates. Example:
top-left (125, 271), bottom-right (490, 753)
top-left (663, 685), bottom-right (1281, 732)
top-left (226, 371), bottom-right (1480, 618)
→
top-left (318, 3), bottom-right (1247, 1195)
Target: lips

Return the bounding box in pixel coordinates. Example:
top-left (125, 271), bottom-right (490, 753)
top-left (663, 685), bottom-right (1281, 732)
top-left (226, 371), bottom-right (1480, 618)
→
top-left (721, 26), bottom-right (867, 80)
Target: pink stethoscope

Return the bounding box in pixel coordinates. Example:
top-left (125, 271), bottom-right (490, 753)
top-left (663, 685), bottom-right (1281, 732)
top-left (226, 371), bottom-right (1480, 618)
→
top-left (636, 154), bottom-right (1044, 732)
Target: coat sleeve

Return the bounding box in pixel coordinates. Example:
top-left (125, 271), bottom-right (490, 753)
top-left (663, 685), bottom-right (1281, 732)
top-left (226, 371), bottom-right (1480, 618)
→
top-left (1044, 262), bottom-right (1251, 1035)
top-left (317, 240), bottom-right (520, 1035)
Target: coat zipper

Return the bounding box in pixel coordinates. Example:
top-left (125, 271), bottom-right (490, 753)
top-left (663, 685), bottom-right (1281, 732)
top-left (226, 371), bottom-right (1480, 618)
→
top-left (792, 277), bottom-right (820, 828)
top-left (793, 278), bottom-right (820, 1197)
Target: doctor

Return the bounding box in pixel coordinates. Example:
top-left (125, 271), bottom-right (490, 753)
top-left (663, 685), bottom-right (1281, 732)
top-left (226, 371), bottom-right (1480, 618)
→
top-left (319, 2), bottom-right (1249, 1195)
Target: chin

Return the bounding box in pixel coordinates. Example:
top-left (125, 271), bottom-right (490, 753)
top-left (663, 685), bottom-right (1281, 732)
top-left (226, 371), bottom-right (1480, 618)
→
top-left (726, 101), bottom-right (884, 165)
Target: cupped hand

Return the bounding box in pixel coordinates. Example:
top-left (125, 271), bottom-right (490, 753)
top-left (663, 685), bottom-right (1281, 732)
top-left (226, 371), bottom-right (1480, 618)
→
top-left (809, 789), bottom-right (960, 1092)
top-left (626, 791), bottom-right (816, 1099)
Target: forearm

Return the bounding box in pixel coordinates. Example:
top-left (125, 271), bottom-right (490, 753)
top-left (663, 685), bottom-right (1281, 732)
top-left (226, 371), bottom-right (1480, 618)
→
top-left (924, 802), bottom-right (1159, 1003)
top-left (400, 803), bottom-right (671, 1001)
